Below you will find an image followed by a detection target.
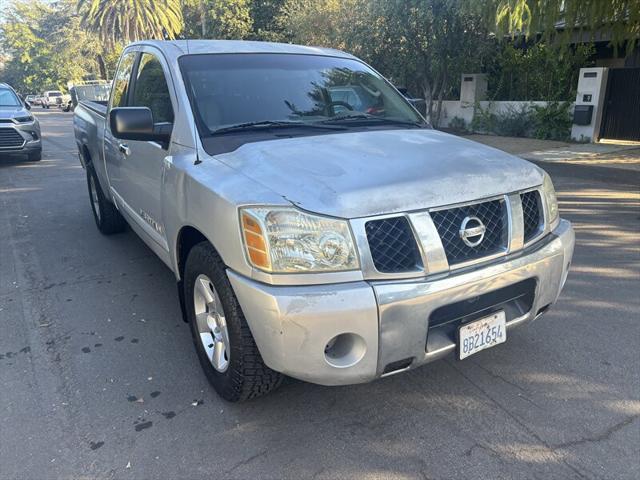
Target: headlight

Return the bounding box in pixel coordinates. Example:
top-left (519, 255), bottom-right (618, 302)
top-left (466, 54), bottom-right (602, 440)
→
top-left (542, 173), bottom-right (559, 226)
top-left (240, 207), bottom-right (359, 273)
top-left (14, 115), bottom-right (34, 123)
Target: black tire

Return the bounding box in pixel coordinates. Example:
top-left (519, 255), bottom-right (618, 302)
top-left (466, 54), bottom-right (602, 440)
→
top-left (184, 242), bottom-right (283, 402)
top-left (86, 165), bottom-right (127, 235)
top-left (28, 150), bottom-right (42, 162)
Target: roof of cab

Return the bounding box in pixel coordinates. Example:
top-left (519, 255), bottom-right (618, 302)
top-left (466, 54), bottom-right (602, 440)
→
top-left (126, 39), bottom-right (357, 61)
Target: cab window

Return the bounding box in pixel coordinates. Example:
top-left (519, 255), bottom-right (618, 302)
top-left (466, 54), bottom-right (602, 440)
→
top-left (131, 53), bottom-right (174, 124)
top-left (110, 52), bottom-right (136, 109)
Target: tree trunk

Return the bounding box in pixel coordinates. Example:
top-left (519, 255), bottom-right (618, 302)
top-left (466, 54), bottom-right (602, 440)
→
top-left (200, 0), bottom-right (207, 37)
top-left (97, 54), bottom-right (107, 81)
top-left (423, 83), bottom-right (433, 124)
top-left (434, 73), bottom-right (447, 128)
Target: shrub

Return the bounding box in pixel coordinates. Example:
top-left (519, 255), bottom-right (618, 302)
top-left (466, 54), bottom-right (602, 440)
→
top-left (530, 102), bottom-right (572, 141)
top-left (470, 103), bottom-right (497, 134)
top-left (469, 102), bottom-right (571, 141)
top-left (448, 116), bottom-right (468, 132)
top-left (493, 104), bottom-right (533, 137)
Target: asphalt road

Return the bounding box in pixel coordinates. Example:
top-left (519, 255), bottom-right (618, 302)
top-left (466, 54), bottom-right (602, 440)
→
top-left (1, 111), bottom-right (639, 480)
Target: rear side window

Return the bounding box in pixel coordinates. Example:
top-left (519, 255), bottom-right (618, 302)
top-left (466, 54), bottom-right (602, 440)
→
top-left (110, 52), bottom-right (136, 109)
top-left (130, 53), bottom-right (174, 123)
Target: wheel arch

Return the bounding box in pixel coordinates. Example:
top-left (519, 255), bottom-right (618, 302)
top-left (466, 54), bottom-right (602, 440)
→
top-left (81, 144), bottom-right (92, 164)
top-left (174, 224), bottom-right (222, 322)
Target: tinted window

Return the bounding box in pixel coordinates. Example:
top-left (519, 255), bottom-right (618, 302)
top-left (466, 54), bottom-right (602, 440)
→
top-left (0, 88), bottom-right (21, 106)
top-left (131, 53), bottom-right (174, 123)
top-left (110, 52), bottom-right (136, 109)
top-left (179, 53), bottom-right (423, 134)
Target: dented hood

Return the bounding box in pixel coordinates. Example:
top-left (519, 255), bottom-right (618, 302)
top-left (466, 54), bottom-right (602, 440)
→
top-left (217, 128), bottom-right (544, 218)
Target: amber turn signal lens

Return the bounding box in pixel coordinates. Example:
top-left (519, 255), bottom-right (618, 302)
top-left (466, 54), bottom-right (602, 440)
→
top-left (241, 212), bottom-right (271, 270)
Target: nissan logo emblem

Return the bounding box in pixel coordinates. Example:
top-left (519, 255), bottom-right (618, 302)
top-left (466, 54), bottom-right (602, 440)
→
top-left (459, 216), bottom-right (486, 247)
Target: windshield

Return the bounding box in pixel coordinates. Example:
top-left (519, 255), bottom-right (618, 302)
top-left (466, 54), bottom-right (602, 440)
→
top-left (48, 92), bottom-right (62, 97)
top-left (0, 88), bottom-right (22, 107)
top-left (179, 53), bottom-right (424, 135)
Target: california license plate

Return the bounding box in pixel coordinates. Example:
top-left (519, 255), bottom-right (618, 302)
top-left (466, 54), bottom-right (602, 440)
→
top-left (458, 311), bottom-right (506, 360)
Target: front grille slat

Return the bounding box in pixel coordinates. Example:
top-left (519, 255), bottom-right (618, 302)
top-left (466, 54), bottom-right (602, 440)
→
top-left (521, 190), bottom-right (543, 242)
top-left (431, 199), bottom-right (507, 265)
top-left (0, 128), bottom-right (25, 148)
top-left (365, 217), bottom-right (420, 273)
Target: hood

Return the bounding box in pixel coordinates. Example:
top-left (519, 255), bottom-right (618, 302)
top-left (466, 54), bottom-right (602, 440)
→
top-left (217, 129), bottom-right (544, 218)
top-left (0, 106), bottom-right (30, 120)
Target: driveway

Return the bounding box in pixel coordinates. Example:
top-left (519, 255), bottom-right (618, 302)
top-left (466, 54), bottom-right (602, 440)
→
top-left (1, 111), bottom-right (639, 479)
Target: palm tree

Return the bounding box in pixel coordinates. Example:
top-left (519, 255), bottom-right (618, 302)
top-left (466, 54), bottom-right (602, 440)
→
top-left (78, 0), bottom-right (184, 48)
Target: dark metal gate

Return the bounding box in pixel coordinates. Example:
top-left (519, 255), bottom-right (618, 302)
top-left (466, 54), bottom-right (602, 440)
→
top-left (599, 68), bottom-right (640, 141)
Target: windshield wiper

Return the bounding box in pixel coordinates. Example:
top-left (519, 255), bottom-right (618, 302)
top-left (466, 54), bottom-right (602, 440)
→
top-left (211, 120), bottom-right (346, 135)
top-left (320, 113), bottom-right (424, 127)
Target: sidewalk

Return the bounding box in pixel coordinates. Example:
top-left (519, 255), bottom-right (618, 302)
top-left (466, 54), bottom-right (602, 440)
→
top-left (462, 134), bottom-right (640, 173)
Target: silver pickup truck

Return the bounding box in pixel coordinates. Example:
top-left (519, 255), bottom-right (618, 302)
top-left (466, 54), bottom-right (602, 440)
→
top-left (74, 40), bottom-right (574, 402)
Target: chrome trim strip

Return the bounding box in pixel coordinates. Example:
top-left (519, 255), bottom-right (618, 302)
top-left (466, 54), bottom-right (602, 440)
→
top-left (507, 193), bottom-right (524, 252)
top-left (409, 211), bottom-right (449, 275)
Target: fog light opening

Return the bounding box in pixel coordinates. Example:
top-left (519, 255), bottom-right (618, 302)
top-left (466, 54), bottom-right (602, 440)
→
top-left (324, 333), bottom-right (366, 368)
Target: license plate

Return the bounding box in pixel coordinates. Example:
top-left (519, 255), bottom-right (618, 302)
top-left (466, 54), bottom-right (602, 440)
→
top-left (458, 311), bottom-right (506, 360)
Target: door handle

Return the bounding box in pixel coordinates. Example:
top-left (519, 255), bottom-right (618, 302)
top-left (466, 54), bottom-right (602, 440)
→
top-left (118, 143), bottom-right (131, 156)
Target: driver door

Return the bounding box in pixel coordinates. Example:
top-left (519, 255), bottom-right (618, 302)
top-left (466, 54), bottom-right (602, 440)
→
top-left (109, 50), bottom-right (176, 254)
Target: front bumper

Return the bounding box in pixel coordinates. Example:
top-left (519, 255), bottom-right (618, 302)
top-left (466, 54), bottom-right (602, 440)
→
top-left (228, 219), bottom-right (575, 386)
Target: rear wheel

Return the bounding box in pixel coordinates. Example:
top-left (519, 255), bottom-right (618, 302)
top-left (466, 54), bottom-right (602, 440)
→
top-left (184, 242), bottom-right (283, 402)
top-left (86, 165), bottom-right (126, 235)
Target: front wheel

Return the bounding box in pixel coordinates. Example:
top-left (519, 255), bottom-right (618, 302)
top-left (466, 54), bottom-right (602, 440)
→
top-left (184, 242), bottom-right (283, 402)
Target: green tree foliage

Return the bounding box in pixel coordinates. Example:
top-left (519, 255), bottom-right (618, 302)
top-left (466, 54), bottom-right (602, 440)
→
top-left (250, 0), bottom-right (286, 40)
top-left (476, 0), bottom-right (639, 54)
top-left (0, 0), bottom-right (110, 93)
top-left (182, 0), bottom-right (253, 39)
top-left (486, 42), bottom-right (595, 100)
top-left (77, 0), bottom-right (183, 48)
top-left (277, 0), bottom-right (492, 123)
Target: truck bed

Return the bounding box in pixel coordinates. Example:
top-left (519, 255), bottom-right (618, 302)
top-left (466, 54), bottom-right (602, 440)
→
top-left (73, 100), bottom-right (111, 201)
top-left (78, 100), bottom-right (108, 117)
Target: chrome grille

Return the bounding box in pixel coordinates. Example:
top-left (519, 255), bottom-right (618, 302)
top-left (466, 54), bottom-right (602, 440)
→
top-left (0, 128), bottom-right (24, 148)
top-left (431, 199), bottom-right (507, 265)
top-left (521, 190), bottom-right (543, 242)
top-left (365, 217), bottom-right (420, 273)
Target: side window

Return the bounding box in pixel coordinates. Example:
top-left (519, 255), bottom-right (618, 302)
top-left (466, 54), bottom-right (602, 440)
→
top-left (131, 53), bottom-right (174, 123)
top-left (110, 52), bottom-right (136, 109)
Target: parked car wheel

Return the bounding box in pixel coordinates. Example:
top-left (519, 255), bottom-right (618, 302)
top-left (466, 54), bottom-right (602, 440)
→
top-left (184, 242), bottom-right (283, 402)
top-left (28, 149), bottom-right (42, 162)
top-left (86, 165), bottom-right (127, 234)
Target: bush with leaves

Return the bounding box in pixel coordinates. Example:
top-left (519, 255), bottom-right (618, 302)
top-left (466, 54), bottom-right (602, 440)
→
top-left (448, 116), bottom-right (468, 132)
top-left (470, 103), bottom-right (497, 134)
top-left (470, 101), bottom-right (570, 141)
top-left (530, 101), bottom-right (572, 141)
top-left (486, 43), bottom-right (594, 101)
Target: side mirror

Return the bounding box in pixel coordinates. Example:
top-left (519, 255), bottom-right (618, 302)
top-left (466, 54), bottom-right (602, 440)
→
top-left (109, 107), bottom-right (171, 145)
top-left (24, 101), bottom-right (31, 110)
